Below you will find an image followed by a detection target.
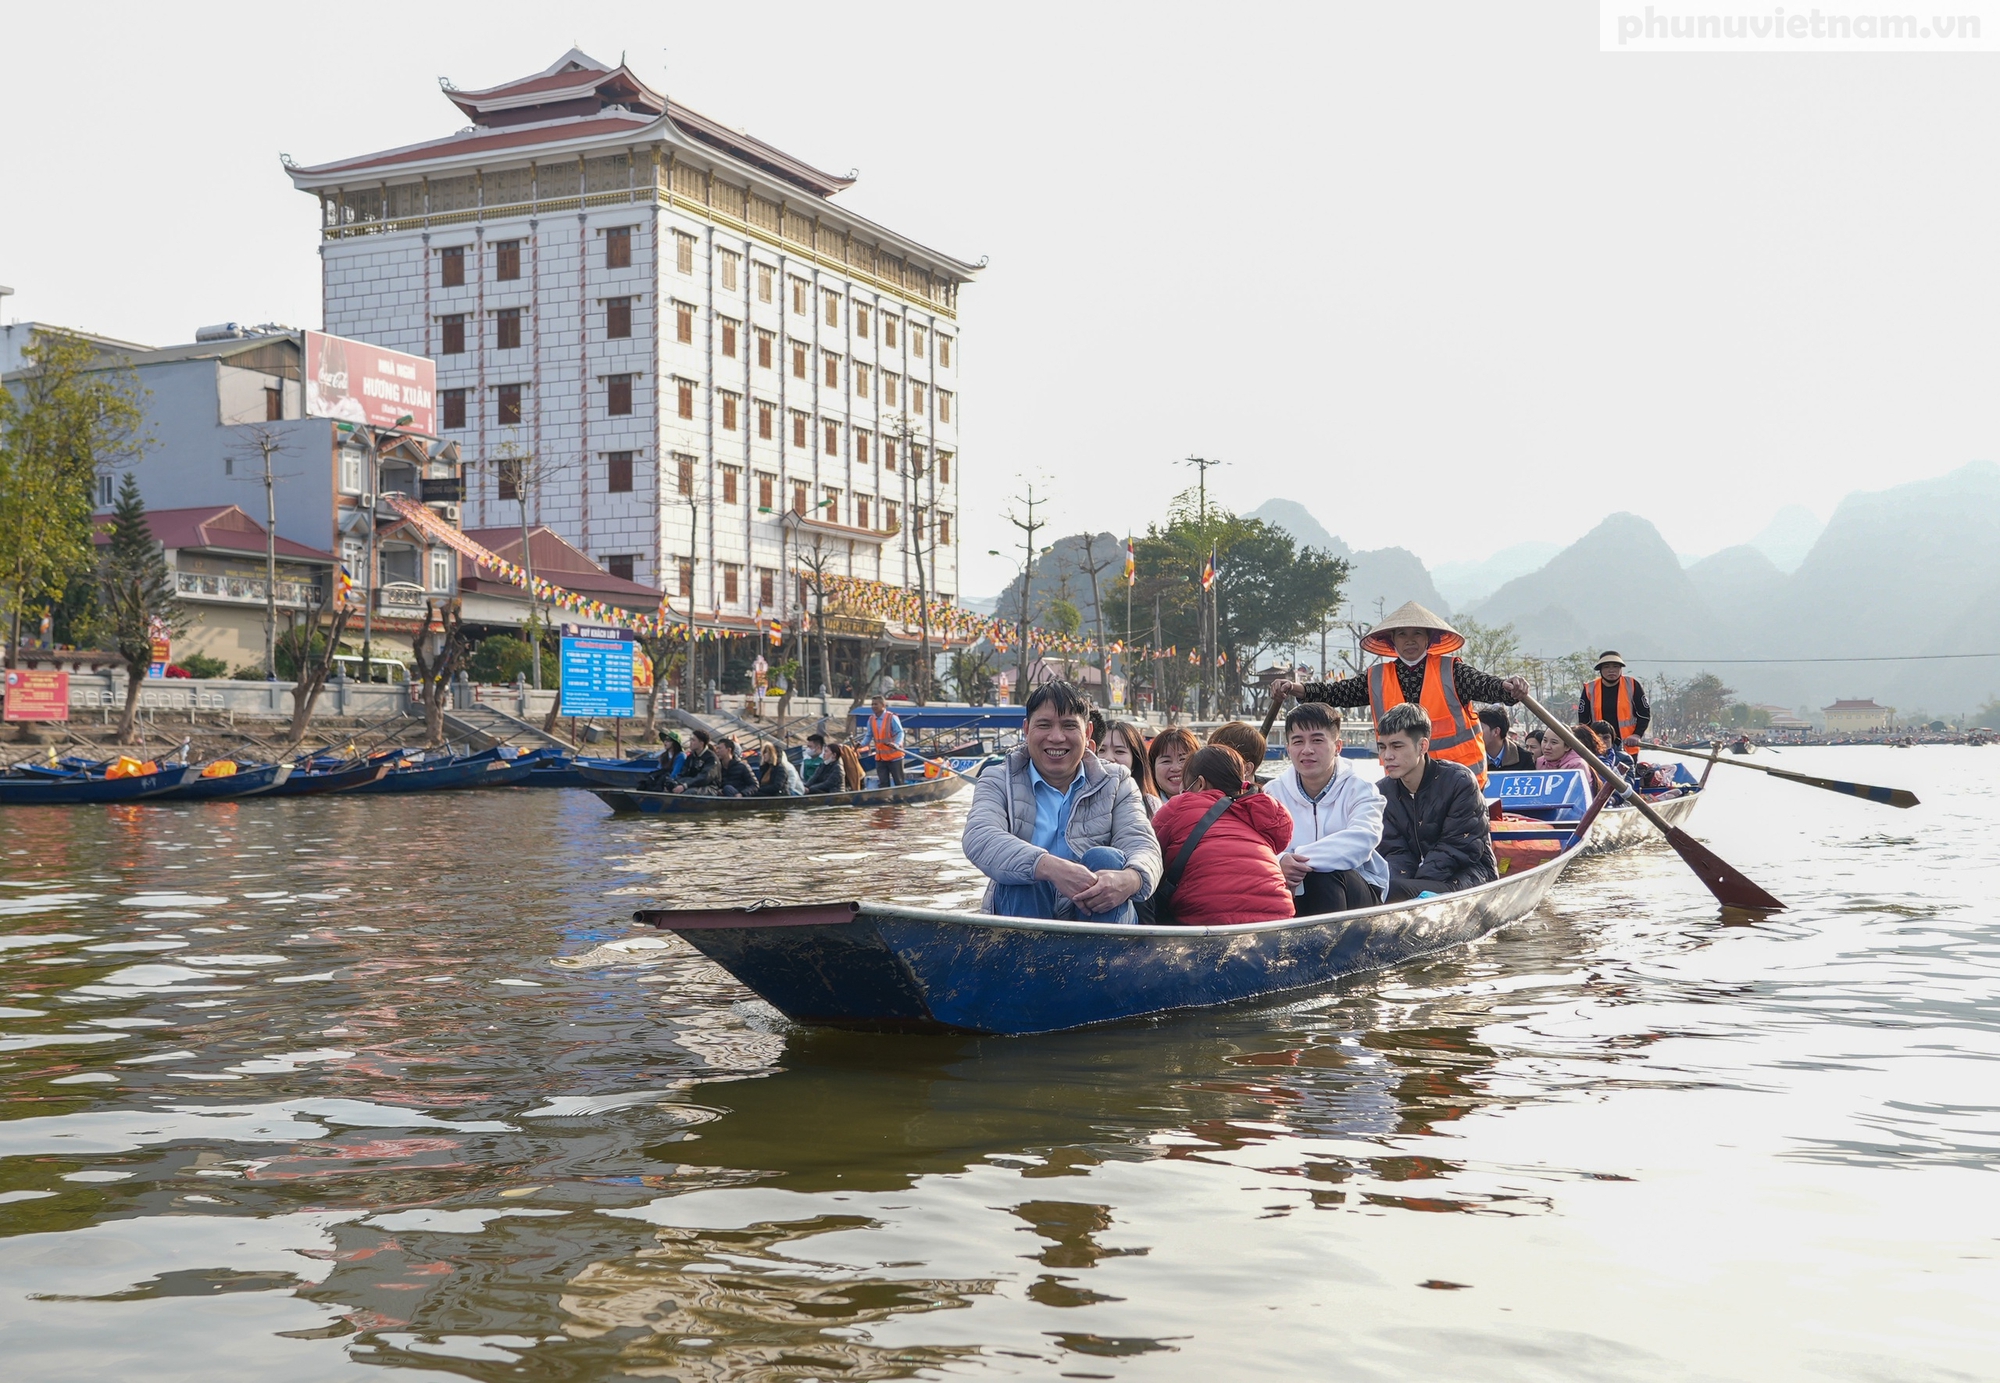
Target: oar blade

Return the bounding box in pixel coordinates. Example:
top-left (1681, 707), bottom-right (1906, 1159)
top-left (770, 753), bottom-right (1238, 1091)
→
top-left (1665, 826), bottom-right (1786, 911)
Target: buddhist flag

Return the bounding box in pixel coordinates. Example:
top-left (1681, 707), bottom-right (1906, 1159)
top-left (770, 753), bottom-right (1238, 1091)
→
top-left (766, 620), bottom-right (784, 645)
top-left (337, 565), bottom-right (355, 607)
top-left (1200, 544), bottom-right (1216, 592)
top-left (1124, 536), bottom-right (1136, 588)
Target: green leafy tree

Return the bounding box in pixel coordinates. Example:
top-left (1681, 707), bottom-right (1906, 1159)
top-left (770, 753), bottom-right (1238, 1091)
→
top-left (0, 330), bottom-right (146, 662)
top-left (1132, 488), bottom-right (1348, 715)
top-left (947, 646), bottom-right (997, 704)
top-left (1046, 597), bottom-right (1082, 637)
top-left (1455, 616), bottom-right (1524, 678)
top-left (177, 652), bottom-right (228, 679)
top-left (96, 474), bottom-right (185, 742)
top-left (468, 634), bottom-right (537, 686)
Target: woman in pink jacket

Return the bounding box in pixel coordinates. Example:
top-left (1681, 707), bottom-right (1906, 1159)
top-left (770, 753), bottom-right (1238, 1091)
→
top-left (1534, 724), bottom-right (1596, 772)
top-left (1150, 746), bottom-right (1297, 926)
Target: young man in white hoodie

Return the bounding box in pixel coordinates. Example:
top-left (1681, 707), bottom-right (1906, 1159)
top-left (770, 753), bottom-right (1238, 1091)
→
top-left (1263, 701), bottom-right (1390, 914)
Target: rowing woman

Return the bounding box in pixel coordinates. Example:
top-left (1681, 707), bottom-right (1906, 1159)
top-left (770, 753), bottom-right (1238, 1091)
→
top-left (1268, 601), bottom-right (1530, 787)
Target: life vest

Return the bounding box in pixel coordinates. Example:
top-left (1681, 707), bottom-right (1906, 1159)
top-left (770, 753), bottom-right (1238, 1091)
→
top-left (1368, 653), bottom-right (1486, 786)
top-left (870, 711), bottom-right (904, 763)
top-left (1584, 676), bottom-right (1638, 747)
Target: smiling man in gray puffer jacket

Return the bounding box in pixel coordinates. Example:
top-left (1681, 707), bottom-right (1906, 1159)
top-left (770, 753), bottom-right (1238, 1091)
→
top-left (962, 681), bottom-right (1161, 924)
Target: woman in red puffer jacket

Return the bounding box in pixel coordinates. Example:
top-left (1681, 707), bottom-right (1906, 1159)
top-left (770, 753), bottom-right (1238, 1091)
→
top-left (1150, 745), bottom-right (1296, 926)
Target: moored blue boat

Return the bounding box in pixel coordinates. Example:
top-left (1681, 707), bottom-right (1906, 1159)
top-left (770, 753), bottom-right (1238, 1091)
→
top-left (156, 762), bottom-right (294, 801)
top-left (346, 752), bottom-right (539, 794)
top-left (262, 759), bottom-right (393, 796)
top-left (0, 764), bottom-right (202, 806)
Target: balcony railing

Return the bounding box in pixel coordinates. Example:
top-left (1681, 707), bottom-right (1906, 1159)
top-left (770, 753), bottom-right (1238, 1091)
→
top-left (175, 572), bottom-right (318, 607)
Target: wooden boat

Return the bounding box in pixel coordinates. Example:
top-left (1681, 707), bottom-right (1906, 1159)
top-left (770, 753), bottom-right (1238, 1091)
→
top-left (261, 760), bottom-right (393, 796)
top-left (590, 772), bottom-right (967, 814)
top-left (345, 752), bottom-right (539, 794)
top-left (524, 750), bottom-right (658, 789)
top-left (1487, 762), bottom-right (1708, 858)
top-left (0, 764), bottom-right (201, 806)
top-left (572, 760), bottom-right (667, 791)
top-left (155, 762), bottom-right (294, 801)
top-left (635, 790), bottom-right (1607, 1036)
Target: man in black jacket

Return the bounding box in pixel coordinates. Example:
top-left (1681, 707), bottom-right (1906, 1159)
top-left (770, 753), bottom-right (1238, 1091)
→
top-left (1376, 703), bottom-right (1498, 901)
top-left (707, 737), bottom-right (760, 797)
top-left (666, 730), bottom-right (718, 793)
top-left (1478, 706), bottom-right (1539, 773)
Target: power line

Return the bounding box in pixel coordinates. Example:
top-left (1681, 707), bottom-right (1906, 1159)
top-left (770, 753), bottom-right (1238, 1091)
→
top-left (1629, 652), bottom-right (2000, 665)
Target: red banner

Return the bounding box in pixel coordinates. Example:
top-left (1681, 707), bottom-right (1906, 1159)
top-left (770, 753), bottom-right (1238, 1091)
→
top-left (304, 330), bottom-right (436, 435)
top-left (2, 670), bottom-right (69, 722)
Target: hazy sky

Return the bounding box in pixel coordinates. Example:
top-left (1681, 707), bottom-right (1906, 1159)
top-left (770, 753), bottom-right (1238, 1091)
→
top-left (5, 3), bottom-right (1995, 597)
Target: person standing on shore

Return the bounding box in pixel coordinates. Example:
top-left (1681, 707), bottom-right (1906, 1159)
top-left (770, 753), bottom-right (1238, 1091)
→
top-left (869, 695), bottom-right (908, 788)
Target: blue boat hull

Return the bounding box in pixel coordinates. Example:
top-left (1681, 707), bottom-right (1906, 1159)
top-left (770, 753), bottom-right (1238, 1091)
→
top-left (262, 761), bottom-right (393, 796)
top-left (593, 774), bottom-right (966, 814)
top-left (155, 763), bottom-right (293, 800)
top-left (638, 848), bottom-right (1576, 1036)
top-left (347, 755), bottom-right (538, 794)
top-left (0, 765), bottom-right (201, 805)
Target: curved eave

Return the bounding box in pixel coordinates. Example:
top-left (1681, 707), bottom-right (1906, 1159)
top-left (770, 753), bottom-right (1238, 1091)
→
top-left (286, 112), bottom-right (981, 284)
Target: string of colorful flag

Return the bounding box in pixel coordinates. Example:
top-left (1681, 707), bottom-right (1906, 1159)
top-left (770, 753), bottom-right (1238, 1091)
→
top-left (376, 501), bottom-right (1230, 662)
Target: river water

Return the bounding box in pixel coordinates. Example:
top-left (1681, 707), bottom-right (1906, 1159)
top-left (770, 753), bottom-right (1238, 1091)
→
top-left (0, 747), bottom-right (1994, 1381)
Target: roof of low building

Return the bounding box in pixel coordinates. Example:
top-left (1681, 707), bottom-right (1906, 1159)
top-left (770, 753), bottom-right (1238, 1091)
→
top-left (91, 505), bottom-right (333, 562)
top-left (1823, 698), bottom-right (1888, 711)
top-left (460, 525), bottom-right (663, 605)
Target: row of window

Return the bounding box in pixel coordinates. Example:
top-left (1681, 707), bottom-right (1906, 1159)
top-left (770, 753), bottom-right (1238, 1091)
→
top-left (501, 448), bottom-right (951, 540)
top-left (437, 234), bottom-right (952, 361)
top-left (442, 378), bottom-right (953, 443)
top-left (438, 228), bottom-right (635, 287)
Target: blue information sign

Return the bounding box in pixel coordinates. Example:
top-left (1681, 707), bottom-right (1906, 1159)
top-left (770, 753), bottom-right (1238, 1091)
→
top-left (558, 623), bottom-right (636, 718)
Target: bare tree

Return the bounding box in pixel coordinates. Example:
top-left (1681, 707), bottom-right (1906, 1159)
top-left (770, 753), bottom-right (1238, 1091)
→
top-left (1076, 532), bottom-right (1117, 707)
top-left (406, 598), bottom-right (470, 749)
top-left (279, 586), bottom-right (354, 752)
top-left (793, 535), bottom-right (838, 701)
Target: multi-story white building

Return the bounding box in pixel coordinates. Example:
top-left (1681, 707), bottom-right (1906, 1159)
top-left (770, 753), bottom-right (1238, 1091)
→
top-left (287, 49), bottom-right (978, 658)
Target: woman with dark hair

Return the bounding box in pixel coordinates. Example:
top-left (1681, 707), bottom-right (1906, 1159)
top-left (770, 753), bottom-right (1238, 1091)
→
top-left (1146, 726), bottom-right (1200, 802)
top-left (1097, 720), bottom-right (1158, 814)
top-left (1535, 725), bottom-right (1593, 771)
top-left (1149, 745), bottom-right (1296, 925)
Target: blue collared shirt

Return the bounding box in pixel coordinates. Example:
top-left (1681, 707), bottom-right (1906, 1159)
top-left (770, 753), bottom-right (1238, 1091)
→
top-left (1028, 761), bottom-right (1087, 863)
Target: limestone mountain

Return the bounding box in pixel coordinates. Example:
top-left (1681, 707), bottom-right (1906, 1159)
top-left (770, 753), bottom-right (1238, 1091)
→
top-left (1434, 541), bottom-right (1563, 608)
top-left (1244, 498), bottom-right (1451, 619)
top-left (1468, 513), bottom-right (1724, 659)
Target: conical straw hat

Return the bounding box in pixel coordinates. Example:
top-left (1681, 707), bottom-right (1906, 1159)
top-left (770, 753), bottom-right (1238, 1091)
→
top-left (1360, 600), bottom-right (1464, 657)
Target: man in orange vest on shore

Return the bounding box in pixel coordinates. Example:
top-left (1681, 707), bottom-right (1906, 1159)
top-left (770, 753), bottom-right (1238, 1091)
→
top-left (868, 694), bottom-right (908, 787)
top-left (1269, 601), bottom-right (1530, 787)
top-left (1576, 651), bottom-right (1649, 751)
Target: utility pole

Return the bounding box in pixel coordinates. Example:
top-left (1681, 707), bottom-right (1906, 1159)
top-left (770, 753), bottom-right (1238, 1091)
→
top-left (1179, 455), bottom-right (1227, 526)
top-left (231, 427), bottom-right (292, 679)
top-left (1006, 484), bottom-right (1046, 705)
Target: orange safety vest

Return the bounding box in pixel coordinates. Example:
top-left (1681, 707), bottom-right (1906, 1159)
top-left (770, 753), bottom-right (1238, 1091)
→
top-left (1584, 676), bottom-right (1638, 747)
top-left (1368, 652), bottom-right (1486, 786)
top-left (870, 711), bottom-right (904, 762)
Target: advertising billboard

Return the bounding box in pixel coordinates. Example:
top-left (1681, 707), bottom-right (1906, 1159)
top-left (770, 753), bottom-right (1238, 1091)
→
top-left (303, 330), bottom-right (436, 436)
top-left (558, 624), bottom-right (637, 719)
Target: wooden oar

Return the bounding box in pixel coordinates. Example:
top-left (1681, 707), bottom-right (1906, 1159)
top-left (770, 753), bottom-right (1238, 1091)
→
top-left (1519, 694), bottom-right (1785, 911)
top-left (1259, 691), bottom-right (1289, 740)
top-left (1638, 740), bottom-right (1918, 810)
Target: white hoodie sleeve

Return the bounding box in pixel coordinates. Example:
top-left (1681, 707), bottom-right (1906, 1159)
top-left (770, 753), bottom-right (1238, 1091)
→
top-left (1281, 767), bottom-right (1386, 873)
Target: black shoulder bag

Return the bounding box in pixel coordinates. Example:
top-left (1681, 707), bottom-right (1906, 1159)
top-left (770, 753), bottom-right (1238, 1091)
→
top-left (1150, 795), bottom-right (1236, 926)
